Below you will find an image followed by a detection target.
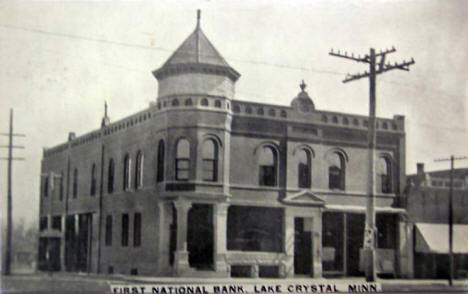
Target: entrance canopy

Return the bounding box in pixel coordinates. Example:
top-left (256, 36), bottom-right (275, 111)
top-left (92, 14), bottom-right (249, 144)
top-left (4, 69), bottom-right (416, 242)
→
top-left (415, 223), bottom-right (468, 253)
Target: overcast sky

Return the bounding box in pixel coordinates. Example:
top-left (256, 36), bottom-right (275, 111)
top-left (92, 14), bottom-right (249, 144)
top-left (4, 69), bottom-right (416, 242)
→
top-left (1, 0), bottom-right (467, 225)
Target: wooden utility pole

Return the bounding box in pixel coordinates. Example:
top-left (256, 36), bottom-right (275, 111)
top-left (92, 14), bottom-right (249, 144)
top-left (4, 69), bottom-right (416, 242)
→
top-left (434, 155), bottom-right (468, 286)
top-left (1, 109), bottom-right (25, 276)
top-left (330, 47), bottom-right (414, 282)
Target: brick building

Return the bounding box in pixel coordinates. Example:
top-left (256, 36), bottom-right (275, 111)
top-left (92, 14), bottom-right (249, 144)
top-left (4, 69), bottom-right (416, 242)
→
top-left (38, 12), bottom-right (413, 278)
top-left (406, 164), bottom-right (468, 278)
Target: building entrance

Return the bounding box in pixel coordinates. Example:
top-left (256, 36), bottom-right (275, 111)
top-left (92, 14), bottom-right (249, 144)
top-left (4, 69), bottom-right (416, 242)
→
top-left (187, 204), bottom-right (214, 270)
top-left (65, 213), bottom-right (92, 272)
top-left (294, 217), bottom-right (312, 275)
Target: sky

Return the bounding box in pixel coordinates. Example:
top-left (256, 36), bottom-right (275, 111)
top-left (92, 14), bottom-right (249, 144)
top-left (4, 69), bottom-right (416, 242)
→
top-left (0, 0), bottom-right (467, 225)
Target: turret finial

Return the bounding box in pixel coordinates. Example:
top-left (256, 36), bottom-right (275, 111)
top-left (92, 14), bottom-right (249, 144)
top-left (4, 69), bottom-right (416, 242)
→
top-left (197, 9), bottom-right (201, 28)
top-left (104, 100), bottom-right (108, 117)
top-left (300, 80), bottom-right (307, 92)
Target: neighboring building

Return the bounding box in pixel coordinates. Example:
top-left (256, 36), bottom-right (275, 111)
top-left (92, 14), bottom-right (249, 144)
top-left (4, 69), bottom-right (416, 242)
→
top-left (38, 11), bottom-right (412, 278)
top-left (406, 163), bottom-right (468, 279)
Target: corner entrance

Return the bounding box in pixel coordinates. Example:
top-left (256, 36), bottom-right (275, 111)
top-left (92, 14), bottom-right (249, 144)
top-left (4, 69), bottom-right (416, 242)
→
top-left (294, 217), bottom-right (312, 275)
top-left (187, 204), bottom-right (214, 270)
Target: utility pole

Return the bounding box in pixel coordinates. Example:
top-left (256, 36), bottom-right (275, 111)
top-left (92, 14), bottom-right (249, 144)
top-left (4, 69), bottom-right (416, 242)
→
top-left (434, 155), bottom-right (468, 286)
top-left (1, 109), bottom-right (25, 276)
top-left (330, 47), bottom-right (414, 282)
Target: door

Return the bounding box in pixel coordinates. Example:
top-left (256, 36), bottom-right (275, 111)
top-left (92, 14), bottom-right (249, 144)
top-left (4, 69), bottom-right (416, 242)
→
top-left (294, 217), bottom-right (312, 275)
top-left (187, 204), bottom-right (214, 270)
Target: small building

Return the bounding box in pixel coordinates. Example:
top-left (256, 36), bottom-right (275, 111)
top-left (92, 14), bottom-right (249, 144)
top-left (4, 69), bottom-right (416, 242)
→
top-left (38, 11), bottom-right (412, 278)
top-left (406, 163), bottom-right (468, 279)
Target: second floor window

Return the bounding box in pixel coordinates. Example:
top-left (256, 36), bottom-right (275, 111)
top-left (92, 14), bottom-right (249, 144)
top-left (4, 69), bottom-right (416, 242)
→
top-left (123, 154), bottom-right (131, 190)
top-left (298, 149), bottom-right (312, 188)
top-left (90, 163), bottom-right (97, 196)
top-left (59, 172), bottom-right (64, 201)
top-left (378, 157), bottom-right (392, 194)
top-left (134, 151), bottom-right (143, 189)
top-left (259, 146), bottom-right (278, 186)
top-left (328, 152), bottom-right (345, 190)
top-left (176, 139), bottom-right (190, 181)
top-left (121, 213), bottom-right (129, 247)
top-left (43, 177), bottom-right (49, 197)
top-left (202, 139), bottom-right (218, 182)
top-left (134, 213), bottom-right (141, 247)
top-left (108, 159), bottom-right (115, 194)
top-left (73, 168), bottom-right (78, 198)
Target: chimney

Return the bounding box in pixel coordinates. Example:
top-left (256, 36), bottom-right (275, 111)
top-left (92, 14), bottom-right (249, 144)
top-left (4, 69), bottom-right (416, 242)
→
top-left (417, 163), bottom-right (424, 175)
top-left (68, 132), bottom-right (76, 141)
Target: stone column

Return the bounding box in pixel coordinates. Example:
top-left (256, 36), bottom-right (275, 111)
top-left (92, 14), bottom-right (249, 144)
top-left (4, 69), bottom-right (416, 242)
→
top-left (157, 202), bottom-right (171, 274)
top-left (213, 203), bottom-right (229, 276)
top-left (312, 213), bottom-right (323, 278)
top-left (173, 200), bottom-right (192, 275)
top-left (282, 209), bottom-right (295, 278)
top-left (60, 215), bottom-right (66, 271)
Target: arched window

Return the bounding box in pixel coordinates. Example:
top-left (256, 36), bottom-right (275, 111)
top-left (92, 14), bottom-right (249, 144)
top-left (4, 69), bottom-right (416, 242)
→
top-left (214, 100), bottom-right (222, 108)
top-left (257, 108), bottom-right (264, 115)
top-left (353, 118), bottom-right (359, 126)
top-left (202, 139), bottom-right (218, 182)
top-left (90, 163), bottom-right (97, 196)
top-left (332, 116), bottom-right (338, 123)
top-left (328, 152), bottom-right (345, 190)
top-left (322, 115), bottom-right (328, 123)
top-left (73, 168), bottom-right (78, 198)
top-left (176, 139), bottom-right (190, 181)
top-left (298, 149), bottom-right (312, 188)
top-left (268, 109), bottom-right (276, 117)
top-left (259, 146), bottom-right (278, 186)
top-left (44, 177), bottom-right (49, 197)
top-left (108, 159), bottom-right (115, 194)
top-left (185, 98), bottom-right (193, 106)
top-left (245, 106), bottom-right (252, 114)
top-left (280, 110), bottom-right (287, 118)
top-left (134, 151), bottom-right (143, 189)
top-left (59, 171), bottom-right (64, 201)
top-left (123, 154), bottom-right (131, 190)
top-left (172, 99), bottom-right (179, 107)
top-left (157, 140), bottom-right (165, 182)
top-left (233, 105), bottom-right (241, 113)
top-left (201, 98), bottom-right (208, 106)
top-left (378, 157), bottom-right (392, 193)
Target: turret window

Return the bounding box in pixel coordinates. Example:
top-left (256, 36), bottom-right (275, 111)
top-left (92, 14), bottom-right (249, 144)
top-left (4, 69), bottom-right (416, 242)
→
top-left (157, 140), bottom-right (165, 182)
top-left (202, 139), bottom-right (218, 182)
top-left (172, 99), bottom-right (179, 107)
top-left (185, 98), bottom-right (193, 106)
top-left (176, 139), bottom-right (190, 181)
top-left (214, 100), bottom-right (222, 108)
top-left (201, 98), bottom-right (209, 106)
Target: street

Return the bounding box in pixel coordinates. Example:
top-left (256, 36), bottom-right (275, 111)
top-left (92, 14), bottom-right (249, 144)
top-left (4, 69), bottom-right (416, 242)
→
top-left (2, 273), bottom-right (468, 294)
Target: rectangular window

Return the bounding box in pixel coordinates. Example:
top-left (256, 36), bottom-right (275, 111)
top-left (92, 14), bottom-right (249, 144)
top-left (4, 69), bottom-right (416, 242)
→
top-left (105, 215), bottom-right (113, 246)
top-left (121, 214), bottom-right (129, 247)
top-left (52, 216), bottom-right (62, 231)
top-left (298, 163), bottom-right (311, 188)
top-left (203, 159), bottom-right (216, 181)
top-left (134, 213), bottom-right (141, 247)
top-left (40, 216), bottom-right (48, 231)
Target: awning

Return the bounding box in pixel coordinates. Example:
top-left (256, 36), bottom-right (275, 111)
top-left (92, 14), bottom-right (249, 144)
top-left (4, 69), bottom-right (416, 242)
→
top-left (325, 204), bottom-right (407, 214)
top-left (415, 223), bottom-right (468, 253)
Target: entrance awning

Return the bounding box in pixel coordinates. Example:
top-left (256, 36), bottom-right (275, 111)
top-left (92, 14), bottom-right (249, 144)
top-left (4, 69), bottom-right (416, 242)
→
top-left (415, 223), bottom-right (468, 253)
top-left (325, 204), bottom-right (407, 214)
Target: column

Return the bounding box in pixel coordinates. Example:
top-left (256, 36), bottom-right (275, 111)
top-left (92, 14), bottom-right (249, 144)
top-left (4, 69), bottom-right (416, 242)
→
top-left (312, 212), bottom-right (323, 278)
top-left (282, 209), bottom-right (294, 278)
top-left (213, 203), bottom-right (229, 276)
top-left (173, 200), bottom-right (191, 275)
top-left (157, 202), bottom-right (171, 274)
top-left (60, 215), bottom-right (66, 271)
